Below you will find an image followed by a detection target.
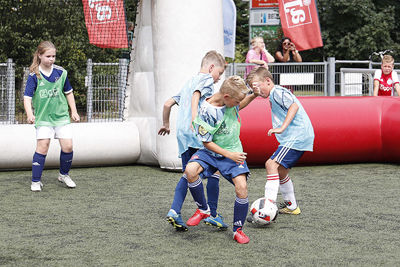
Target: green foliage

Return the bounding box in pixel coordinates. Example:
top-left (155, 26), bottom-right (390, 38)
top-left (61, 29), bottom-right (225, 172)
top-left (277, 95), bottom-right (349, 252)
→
top-left (233, 0), bottom-right (400, 62)
top-left (0, 0), bottom-right (138, 112)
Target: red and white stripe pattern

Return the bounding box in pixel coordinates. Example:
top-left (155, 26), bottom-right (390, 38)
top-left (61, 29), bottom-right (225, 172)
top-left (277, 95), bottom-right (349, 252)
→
top-left (267, 174), bottom-right (280, 182)
top-left (280, 175), bottom-right (290, 185)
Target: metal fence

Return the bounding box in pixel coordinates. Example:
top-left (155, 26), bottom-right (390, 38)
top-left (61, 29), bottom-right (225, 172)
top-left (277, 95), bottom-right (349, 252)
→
top-left (226, 62), bottom-right (327, 96)
top-left (0, 59), bottom-right (15, 124)
top-left (86, 58), bottom-right (129, 122)
top-left (0, 58), bottom-right (398, 125)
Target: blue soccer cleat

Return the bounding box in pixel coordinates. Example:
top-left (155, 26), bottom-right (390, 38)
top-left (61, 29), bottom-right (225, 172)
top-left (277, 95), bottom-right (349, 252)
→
top-left (204, 214), bottom-right (228, 230)
top-left (166, 210), bottom-right (188, 232)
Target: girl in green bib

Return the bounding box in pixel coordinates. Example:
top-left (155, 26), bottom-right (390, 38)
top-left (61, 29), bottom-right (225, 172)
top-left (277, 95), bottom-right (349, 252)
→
top-left (24, 41), bottom-right (80, 192)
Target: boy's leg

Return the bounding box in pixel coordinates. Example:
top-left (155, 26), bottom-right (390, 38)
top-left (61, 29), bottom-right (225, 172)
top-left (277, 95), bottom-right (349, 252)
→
top-left (166, 148), bottom-right (197, 231)
top-left (206, 172), bottom-right (219, 217)
top-left (185, 162), bottom-right (210, 226)
top-left (232, 174), bottom-right (250, 244)
top-left (279, 167), bottom-right (300, 215)
top-left (265, 158), bottom-right (280, 203)
top-left (204, 171), bottom-right (228, 229)
top-left (169, 148), bottom-right (196, 215)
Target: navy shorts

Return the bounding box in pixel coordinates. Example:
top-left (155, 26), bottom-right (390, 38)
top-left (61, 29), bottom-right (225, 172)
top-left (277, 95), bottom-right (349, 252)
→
top-left (270, 146), bottom-right (304, 169)
top-left (189, 149), bottom-right (250, 184)
top-left (181, 147), bottom-right (199, 171)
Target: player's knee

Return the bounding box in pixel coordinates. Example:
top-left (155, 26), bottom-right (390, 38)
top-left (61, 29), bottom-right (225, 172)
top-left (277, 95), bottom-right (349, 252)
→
top-left (265, 159), bottom-right (278, 172)
top-left (184, 162), bottom-right (201, 182)
top-left (235, 183), bottom-right (248, 198)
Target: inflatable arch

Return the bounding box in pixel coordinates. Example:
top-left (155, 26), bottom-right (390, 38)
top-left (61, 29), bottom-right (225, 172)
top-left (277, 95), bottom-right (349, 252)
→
top-left (1, 0), bottom-right (399, 170)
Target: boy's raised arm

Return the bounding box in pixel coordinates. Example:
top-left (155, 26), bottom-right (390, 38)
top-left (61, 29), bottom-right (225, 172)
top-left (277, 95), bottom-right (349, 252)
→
top-left (158, 98), bottom-right (176, 135)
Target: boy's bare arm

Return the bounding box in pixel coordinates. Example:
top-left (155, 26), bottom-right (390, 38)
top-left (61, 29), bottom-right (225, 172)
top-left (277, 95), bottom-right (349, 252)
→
top-left (268, 102), bottom-right (299, 136)
top-left (191, 91), bottom-right (201, 123)
top-left (158, 98), bottom-right (176, 135)
top-left (394, 83), bottom-right (400, 96)
top-left (373, 80), bottom-right (380, 96)
top-left (203, 141), bottom-right (247, 164)
top-left (239, 87), bottom-right (260, 110)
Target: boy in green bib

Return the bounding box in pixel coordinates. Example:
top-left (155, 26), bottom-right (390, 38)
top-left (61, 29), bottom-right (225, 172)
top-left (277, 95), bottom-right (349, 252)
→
top-left (184, 76), bottom-right (259, 244)
top-left (24, 41), bottom-right (80, 192)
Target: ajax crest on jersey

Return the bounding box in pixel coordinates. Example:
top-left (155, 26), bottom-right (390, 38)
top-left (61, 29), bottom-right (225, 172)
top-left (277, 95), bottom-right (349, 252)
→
top-left (250, 197), bottom-right (278, 225)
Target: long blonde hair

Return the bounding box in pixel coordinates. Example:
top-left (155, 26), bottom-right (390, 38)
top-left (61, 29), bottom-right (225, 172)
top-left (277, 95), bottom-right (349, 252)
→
top-left (29, 41), bottom-right (56, 79)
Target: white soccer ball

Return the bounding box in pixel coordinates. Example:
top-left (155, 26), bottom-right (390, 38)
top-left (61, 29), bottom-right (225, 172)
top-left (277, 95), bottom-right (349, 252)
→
top-left (250, 197), bottom-right (278, 225)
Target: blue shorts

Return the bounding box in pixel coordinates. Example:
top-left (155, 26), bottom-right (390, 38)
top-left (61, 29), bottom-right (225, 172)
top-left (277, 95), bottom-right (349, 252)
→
top-left (189, 149), bottom-right (250, 184)
top-left (181, 147), bottom-right (199, 171)
top-left (270, 146), bottom-right (304, 169)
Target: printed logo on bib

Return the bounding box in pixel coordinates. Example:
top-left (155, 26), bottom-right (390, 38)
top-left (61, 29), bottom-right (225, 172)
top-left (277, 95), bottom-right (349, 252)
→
top-left (39, 88), bottom-right (60, 98)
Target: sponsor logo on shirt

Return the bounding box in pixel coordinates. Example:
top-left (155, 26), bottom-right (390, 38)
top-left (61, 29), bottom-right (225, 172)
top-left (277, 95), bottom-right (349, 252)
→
top-left (39, 88), bottom-right (60, 98)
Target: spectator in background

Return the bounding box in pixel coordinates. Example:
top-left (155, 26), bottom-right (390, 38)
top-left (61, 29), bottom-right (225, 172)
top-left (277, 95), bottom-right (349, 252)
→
top-left (127, 21), bottom-right (134, 50)
top-left (245, 37), bottom-right (274, 78)
top-left (275, 37), bottom-right (302, 63)
top-left (373, 55), bottom-right (400, 96)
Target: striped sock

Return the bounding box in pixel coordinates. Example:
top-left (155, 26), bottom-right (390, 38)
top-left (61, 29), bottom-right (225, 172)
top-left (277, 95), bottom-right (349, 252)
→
top-left (206, 173), bottom-right (220, 217)
top-left (170, 175), bottom-right (188, 214)
top-left (233, 196), bottom-right (249, 232)
top-left (188, 178), bottom-right (208, 211)
top-left (280, 175), bottom-right (297, 209)
top-left (265, 174), bottom-right (280, 202)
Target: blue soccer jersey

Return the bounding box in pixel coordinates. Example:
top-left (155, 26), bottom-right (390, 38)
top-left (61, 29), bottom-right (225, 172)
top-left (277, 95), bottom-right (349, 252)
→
top-left (24, 64), bottom-right (73, 98)
top-left (172, 73), bottom-right (215, 156)
top-left (269, 85), bottom-right (314, 151)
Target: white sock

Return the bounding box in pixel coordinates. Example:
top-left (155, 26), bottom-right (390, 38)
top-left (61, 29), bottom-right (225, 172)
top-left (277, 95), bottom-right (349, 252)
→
top-left (279, 175), bottom-right (297, 210)
top-left (265, 174), bottom-right (280, 202)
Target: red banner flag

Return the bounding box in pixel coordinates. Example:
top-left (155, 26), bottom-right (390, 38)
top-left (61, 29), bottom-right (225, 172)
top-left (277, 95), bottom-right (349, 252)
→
top-left (82, 0), bottom-right (128, 48)
top-left (278, 0), bottom-right (323, 51)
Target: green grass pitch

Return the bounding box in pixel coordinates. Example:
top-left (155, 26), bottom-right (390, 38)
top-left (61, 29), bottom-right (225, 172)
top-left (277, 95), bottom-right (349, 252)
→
top-left (0, 163), bottom-right (399, 266)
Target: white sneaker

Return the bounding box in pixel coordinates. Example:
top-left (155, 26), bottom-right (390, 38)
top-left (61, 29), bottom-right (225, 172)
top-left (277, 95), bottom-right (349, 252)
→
top-left (58, 173), bottom-right (76, 188)
top-left (31, 181), bottom-right (43, 192)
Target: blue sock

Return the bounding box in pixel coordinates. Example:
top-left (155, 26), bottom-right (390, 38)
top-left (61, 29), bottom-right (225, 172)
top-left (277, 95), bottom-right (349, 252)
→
top-left (188, 178), bottom-right (208, 210)
top-left (60, 151), bottom-right (73, 175)
top-left (170, 175), bottom-right (188, 214)
top-left (233, 196), bottom-right (249, 232)
top-left (32, 152), bottom-right (46, 182)
top-left (206, 174), bottom-right (220, 217)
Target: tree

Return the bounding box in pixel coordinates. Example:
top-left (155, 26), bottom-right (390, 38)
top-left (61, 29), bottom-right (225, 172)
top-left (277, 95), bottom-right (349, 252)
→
top-left (0, 0), bottom-right (138, 111)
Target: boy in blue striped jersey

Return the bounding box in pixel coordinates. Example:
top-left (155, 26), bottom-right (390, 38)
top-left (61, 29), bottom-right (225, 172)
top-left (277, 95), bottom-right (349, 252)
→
top-left (246, 67), bottom-right (314, 215)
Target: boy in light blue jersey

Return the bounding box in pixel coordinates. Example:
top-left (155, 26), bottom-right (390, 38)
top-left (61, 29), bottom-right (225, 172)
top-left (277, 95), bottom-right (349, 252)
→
top-left (246, 67), bottom-right (314, 215)
top-left (185, 76), bottom-right (259, 244)
top-left (158, 50), bottom-right (227, 231)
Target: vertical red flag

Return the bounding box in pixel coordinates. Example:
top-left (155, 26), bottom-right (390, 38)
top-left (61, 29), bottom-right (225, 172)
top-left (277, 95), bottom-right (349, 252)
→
top-left (82, 0), bottom-right (128, 48)
top-left (278, 0), bottom-right (323, 51)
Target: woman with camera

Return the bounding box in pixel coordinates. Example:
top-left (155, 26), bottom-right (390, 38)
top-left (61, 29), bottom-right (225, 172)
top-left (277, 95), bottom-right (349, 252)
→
top-left (275, 37), bottom-right (302, 62)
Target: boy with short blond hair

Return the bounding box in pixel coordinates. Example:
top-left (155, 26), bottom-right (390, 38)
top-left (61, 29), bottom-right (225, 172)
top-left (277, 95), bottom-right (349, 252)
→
top-left (246, 67), bottom-right (314, 216)
top-left (158, 50), bottom-right (227, 231)
top-left (373, 55), bottom-right (400, 96)
top-left (184, 76), bottom-right (259, 244)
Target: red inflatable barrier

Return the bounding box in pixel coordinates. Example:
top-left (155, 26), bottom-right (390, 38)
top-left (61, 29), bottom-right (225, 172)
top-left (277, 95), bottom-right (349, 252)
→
top-left (240, 97), bottom-right (400, 166)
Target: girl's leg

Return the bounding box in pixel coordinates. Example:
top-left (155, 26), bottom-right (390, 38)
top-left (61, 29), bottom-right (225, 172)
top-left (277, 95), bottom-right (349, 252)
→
top-left (32, 139), bottom-right (50, 182)
top-left (58, 138), bottom-right (73, 175)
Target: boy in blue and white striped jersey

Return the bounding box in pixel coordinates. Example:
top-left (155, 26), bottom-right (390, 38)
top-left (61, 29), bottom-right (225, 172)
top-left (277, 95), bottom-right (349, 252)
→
top-left (246, 67), bottom-right (314, 215)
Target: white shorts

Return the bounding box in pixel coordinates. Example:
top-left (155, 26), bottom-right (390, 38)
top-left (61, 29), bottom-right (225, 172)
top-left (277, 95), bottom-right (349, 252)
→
top-left (36, 124), bottom-right (73, 140)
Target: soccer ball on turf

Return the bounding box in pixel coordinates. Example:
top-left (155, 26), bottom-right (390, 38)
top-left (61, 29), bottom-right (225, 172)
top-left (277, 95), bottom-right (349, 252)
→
top-left (249, 197), bottom-right (278, 225)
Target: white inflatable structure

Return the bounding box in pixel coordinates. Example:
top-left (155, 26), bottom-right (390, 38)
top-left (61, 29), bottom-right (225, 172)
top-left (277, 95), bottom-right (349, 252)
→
top-left (0, 0), bottom-right (224, 170)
